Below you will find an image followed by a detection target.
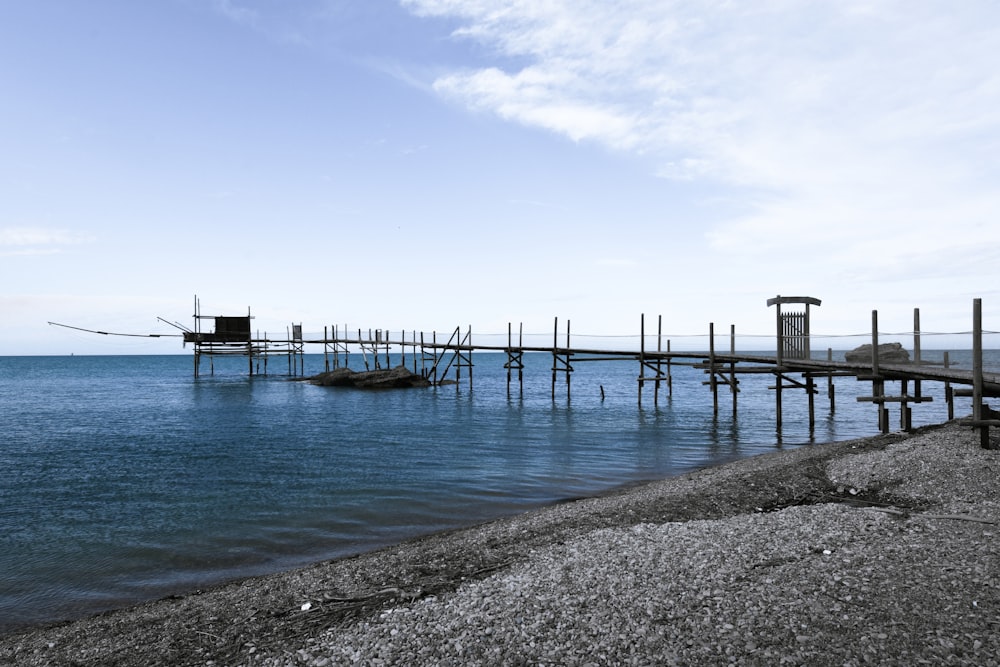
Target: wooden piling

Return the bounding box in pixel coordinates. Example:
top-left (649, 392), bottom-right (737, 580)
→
top-left (870, 310), bottom-right (889, 434)
top-left (807, 374), bottom-right (815, 431)
top-left (504, 322), bottom-right (524, 398)
top-left (730, 324), bottom-right (737, 417)
top-left (565, 320), bottom-right (571, 401)
top-left (667, 339), bottom-right (673, 398)
top-left (639, 314), bottom-right (646, 407)
top-left (827, 348), bottom-right (836, 412)
top-left (945, 351), bottom-right (954, 420)
top-left (551, 318), bottom-right (557, 400)
top-left (709, 322), bottom-right (718, 416)
top-left (656, 316), bottom-right (663, 405)
top-left (774, 303), bottom-right (783, 430)
top-left (973, 298), bottom-right (989, 447)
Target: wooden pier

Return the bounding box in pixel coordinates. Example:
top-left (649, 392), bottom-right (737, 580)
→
top-left (71, 295), bottom-right (1000, 449)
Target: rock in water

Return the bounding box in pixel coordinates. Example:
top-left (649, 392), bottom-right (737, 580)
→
top-left (307, 365), bottom-right (432, 388)
top-left (843, 342), bottom-right (910, 363)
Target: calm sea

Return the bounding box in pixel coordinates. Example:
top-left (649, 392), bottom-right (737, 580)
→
top-left (0, 350), bottom-right (992, 634)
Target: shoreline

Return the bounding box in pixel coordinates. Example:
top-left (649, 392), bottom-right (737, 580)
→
top-left (2, 420), bottom-right (998, 665)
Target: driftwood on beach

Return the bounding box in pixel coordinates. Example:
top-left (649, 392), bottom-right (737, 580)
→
top-left (307, 365), bottom-right (431, 388)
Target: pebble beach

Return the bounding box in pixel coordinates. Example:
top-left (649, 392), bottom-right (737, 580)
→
top-left (2, 420), bottom-right (998, 666)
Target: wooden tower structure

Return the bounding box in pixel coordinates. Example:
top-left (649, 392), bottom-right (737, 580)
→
top-left (182, 297), bottom-right (254, 377)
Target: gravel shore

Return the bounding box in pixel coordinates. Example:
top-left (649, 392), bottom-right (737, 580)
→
top-left (2, 420), bottom-right (998, 666)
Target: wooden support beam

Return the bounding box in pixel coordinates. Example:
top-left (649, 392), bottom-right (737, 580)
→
top-left (856, 395), bottom-right (935, 404)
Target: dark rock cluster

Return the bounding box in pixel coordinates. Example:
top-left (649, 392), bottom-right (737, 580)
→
top-left (844, 342), bottom-right (910, 363)
top-left (308, 365), bottom-right (431, 388)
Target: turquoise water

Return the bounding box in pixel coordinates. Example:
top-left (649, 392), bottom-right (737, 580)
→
top-left (0, 351), bottom-right (989, 633)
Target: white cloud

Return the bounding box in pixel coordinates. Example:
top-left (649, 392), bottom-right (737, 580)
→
top-left (402, 0), bottom-right (1000, 294)
top-left (0, 227), bottom-right (92, 256)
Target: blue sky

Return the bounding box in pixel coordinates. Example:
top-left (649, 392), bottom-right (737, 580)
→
top-left (2, 0), bottom-right (999, 354)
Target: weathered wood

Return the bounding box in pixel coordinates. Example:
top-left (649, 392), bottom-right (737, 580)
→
top-left (972, 298), bottom-right (992, 448)
top-left (709, 322), bottom-right (718, 416)
top-left (827, 348), bottom-right (836, 412)
top-left (639, 313), bottom-right (645, 407)
top-left (856, 396), bottom-right (935, 404)
top-left (656, 315), bottom-right (664, 405)
top-left (730, 324), bottom-right (737, 417)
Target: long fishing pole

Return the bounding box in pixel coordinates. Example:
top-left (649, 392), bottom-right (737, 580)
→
top-left (47, 322), bottom-right (182, 338)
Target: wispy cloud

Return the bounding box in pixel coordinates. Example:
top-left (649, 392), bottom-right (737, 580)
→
top-left (401, 0), bottom-right (1000, 286)
top-left (211, 0), bottom-right (260, 28)
top-left (0, 227), bottom-right (92, 256)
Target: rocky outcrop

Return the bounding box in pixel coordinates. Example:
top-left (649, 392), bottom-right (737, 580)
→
top-left (308, 365), bottom-right (431, 388)
top-left (844, 342), bottom-right (910, 364)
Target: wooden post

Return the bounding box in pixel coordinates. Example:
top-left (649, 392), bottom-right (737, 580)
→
top-left (944, 351), bottom-right (954, 421)
top-left (826, 348), bottom-right (836, 412)
top-left (518, 323), bottom-right (523, 395)
top-left (804, 301), bottom-right (812, 358)
top-left (505, 323), bottom-right (524, 398)
top-left (655, 315), bottom-right (663, 405)
top-left (192, 295), bottom-right (200, 378)
top-left (775, 301), bottom-right (783, 430)
top-left (565, 320), bottom-right (571, 401)
top-left (709, 322), bottom-right (718, 416)
top-left (667, 339), bottom-right (673, 398)
top-left (639, 314), bottom-right (645, 407)
top-left (775, 300), bottom-right (784, 367)
top-left (730, 324), bottom-right (737, 417)
top-left (807, 374), bottom-right (815, 431)
top-left (455, 328), bottom-right (461, 391)
top-left (901, 379), bottom-right (912, 431)
top-left (507, 322), bottom-right (513, 399)
top-left (552, 317), bottom-right (558, 400)
top-left (420, 331), bottom-right (426, 379)
top-left (973, 298), bottom-right (989, 447)
top-left (871, 310), bottom-right (888, 434)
